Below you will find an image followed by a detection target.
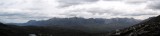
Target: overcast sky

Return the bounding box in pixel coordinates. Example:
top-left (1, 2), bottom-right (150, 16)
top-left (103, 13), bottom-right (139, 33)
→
top-left (0, 0), bottom-right (159, 23)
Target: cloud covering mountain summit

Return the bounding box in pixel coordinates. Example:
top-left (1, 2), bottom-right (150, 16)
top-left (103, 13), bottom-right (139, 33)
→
top-left (0, 0), bottom-right (159, 23)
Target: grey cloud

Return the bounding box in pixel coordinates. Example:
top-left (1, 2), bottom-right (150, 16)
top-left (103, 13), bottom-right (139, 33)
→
top-left (0, 12), bottom-right (50, 20)
top-left (0, 3), bottom-right (4, 5)
top-left (68, 8), bottom-right (123, 16)
top-left (0, 12), bottom-right (28, 23)
top-left (125, 1), bottom-right (147, 4)
top-left (58, 0), bottom-right (98, 7)
top-left (59, 12), bottom-right (88, 17)
top-left (148, 1), bottom-right (160, 10)
top-left (123, 13), bottom-right (158, 16)
top-left (0, 12), bottom-right (28, 16)
top-left (65, 8), bottom-right (158, 17)
top-left (59, 8), bottom-right (122, 18)
top-left (105, 0), bottom-right (148, 4)
top-left (104, 0), bottom-right (123, 1)
top-left (60, 13), bottom-right (78, 17)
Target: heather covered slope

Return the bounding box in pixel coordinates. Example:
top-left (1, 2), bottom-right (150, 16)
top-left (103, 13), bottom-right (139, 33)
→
top-left (110, 15), bottom-right (160, 36)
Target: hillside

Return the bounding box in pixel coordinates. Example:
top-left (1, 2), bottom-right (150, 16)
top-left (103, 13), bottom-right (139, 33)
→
top-left (110, 15), bottom-right (160, 36)
top-left (0, 22), bottom-right (28, 36)
top-left (0, 22), bottom-right (106, 36)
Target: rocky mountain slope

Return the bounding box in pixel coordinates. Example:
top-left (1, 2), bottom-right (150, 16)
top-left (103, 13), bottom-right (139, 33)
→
top-left (110, 15), bottom-right (160, 36)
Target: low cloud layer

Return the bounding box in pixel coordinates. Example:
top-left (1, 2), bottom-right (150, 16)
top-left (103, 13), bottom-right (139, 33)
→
top-left (58, 0), bottom-right (99, 7)
top-left (0, 0), bottom-right (159, 23)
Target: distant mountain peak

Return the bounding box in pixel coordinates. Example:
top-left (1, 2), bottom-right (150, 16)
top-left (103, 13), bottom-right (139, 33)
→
top-left (27, 20), bottom-right (37, 23)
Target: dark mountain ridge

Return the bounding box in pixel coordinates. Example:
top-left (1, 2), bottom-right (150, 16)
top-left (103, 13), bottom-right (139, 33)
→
top-left (19, 17), bottom-right (141, 33)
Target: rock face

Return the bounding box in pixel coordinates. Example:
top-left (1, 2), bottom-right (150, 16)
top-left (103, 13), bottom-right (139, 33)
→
top-left (110, 15), bottom-right (160, 36)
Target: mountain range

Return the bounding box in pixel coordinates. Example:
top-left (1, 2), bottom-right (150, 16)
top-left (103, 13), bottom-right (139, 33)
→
top-left (17, 17), bottom-right (142, 33)
top-left (2, 15), bottom-right (160, 36)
